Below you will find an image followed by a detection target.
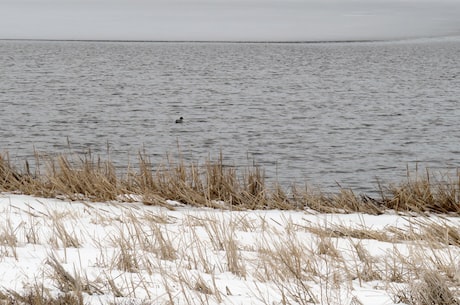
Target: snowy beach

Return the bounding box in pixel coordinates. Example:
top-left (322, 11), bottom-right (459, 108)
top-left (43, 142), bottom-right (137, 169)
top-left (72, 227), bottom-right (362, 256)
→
top-left (1, 192), bottom-right (460, 304)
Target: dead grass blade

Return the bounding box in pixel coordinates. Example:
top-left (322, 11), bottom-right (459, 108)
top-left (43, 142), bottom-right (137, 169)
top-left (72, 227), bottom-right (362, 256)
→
top-left (46, 255), bottom-right (102, 296)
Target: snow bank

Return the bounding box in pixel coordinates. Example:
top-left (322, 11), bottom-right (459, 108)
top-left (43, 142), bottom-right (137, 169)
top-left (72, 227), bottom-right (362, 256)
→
top-left (1, 192), bottom-right (460, 304)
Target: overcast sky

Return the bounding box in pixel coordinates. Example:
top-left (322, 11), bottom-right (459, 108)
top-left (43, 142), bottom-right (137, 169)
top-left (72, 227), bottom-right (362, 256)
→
top-left (1, 0), bottom-right (460, 41)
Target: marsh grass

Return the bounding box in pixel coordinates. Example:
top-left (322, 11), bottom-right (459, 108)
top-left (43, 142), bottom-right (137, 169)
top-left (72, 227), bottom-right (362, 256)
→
top-left (383, 168), bottom-right (460, 214)
top-left (1, 150), bottom-right (460, 215)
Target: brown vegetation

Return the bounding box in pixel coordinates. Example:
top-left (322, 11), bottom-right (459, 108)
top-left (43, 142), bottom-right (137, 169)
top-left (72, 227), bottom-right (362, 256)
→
top-left (1, 150), bottom-right (460, 214)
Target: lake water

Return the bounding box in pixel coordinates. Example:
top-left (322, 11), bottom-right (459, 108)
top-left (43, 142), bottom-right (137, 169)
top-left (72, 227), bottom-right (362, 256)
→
top-left (1, 37), bottom-right (460, 194)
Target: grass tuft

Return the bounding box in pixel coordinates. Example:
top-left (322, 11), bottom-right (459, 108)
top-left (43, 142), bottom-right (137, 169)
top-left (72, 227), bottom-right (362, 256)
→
top-left (396, 271), bottom-right (459, 305)
top-left (0, 284), bottom-right (83, 305)
top-left (383, 169), bottom-right (460, 214)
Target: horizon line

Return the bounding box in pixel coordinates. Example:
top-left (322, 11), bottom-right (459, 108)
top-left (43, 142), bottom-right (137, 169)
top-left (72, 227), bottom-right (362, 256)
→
top-left (0, 38), bottom-right (384, 44)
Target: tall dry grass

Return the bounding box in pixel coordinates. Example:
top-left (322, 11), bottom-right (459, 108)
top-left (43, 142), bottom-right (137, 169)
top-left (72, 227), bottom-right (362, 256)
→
top-left (1, 150), bottom-right (460, 214)
top-left (383, 168), bottom-right (460, 214)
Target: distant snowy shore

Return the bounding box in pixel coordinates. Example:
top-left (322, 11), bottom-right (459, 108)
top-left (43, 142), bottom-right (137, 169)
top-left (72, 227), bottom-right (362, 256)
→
top-left (1, 0), bottom-right (459, 41)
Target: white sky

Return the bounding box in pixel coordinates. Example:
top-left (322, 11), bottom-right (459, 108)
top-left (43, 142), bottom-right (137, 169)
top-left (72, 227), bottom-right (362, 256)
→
top-left (1, 0), bottom-right (460, 41)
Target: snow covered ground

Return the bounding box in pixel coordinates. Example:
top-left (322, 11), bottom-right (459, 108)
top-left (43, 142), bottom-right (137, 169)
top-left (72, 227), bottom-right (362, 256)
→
top-left (1, 0), bottom-right (460, 41)
top-left (1, 192), bottom-right (459, 304)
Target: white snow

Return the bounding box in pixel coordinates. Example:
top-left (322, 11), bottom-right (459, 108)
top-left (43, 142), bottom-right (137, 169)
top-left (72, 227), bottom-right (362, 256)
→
top-left (1, 192), bottom-right (459, 304)
top-left (1, 0), bottom-right (460, 41)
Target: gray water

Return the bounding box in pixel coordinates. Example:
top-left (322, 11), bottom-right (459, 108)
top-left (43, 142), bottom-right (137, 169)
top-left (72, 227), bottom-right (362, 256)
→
top-left (1, 38), bottom-right (460, 194)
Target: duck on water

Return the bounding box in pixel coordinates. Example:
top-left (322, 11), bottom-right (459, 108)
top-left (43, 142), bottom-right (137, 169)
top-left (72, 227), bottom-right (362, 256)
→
top-left (175, 117), bottom-right (184, 123)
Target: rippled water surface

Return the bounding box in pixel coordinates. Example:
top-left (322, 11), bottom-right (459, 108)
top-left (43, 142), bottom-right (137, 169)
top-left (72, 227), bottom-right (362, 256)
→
top-left (1, 38), bottom-right (460, 193)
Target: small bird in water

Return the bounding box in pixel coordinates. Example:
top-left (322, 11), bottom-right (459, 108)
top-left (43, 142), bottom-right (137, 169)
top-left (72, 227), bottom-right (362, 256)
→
top-left (175, 117), bottom-right (183, 123)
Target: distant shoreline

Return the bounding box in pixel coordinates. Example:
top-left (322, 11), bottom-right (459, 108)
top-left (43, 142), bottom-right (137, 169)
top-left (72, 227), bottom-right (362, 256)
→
top-left (2, 35), bottom-right (459, 44)
top-left (0, 38), bottom-right (389, 44)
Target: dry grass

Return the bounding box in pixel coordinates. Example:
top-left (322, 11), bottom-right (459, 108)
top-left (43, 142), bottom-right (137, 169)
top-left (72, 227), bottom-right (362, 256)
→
top-left (1, 150), bottom-right (460, 215)
top-left (394, 271), bottom-right (460, 305)
top-left (0, 152), bottom-right (121, 202)
top-left (46, 255), bottom-right (101, 296)
top-left (383, 168), bottom-right (460, 214)
top-left (0, 285), bottom-right (83, 305)
top-left (0, 219), bottom-right (19, 259)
